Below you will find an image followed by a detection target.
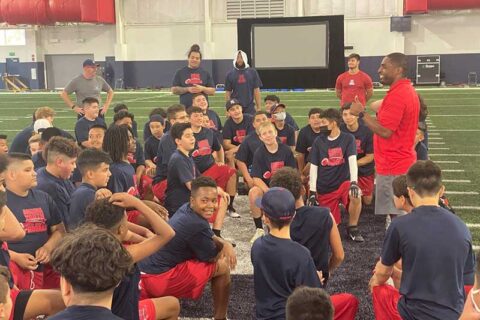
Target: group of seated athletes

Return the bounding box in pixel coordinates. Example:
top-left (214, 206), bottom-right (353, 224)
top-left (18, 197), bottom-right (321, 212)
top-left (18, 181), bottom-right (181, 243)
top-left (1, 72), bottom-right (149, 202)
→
top-left (0, 90), bottom-right (474, 320)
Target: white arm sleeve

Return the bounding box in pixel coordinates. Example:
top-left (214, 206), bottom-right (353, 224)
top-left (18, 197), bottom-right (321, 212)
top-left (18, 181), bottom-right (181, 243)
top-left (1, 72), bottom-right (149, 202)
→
top-left (348, 155), bottom-right (358, 182)
top-left (309, 164), bottom-right (318, 192)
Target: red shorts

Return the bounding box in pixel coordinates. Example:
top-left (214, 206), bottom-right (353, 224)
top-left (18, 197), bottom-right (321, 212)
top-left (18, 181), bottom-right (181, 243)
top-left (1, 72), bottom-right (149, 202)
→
top-left (138, 298), bottom-right (156, 320)
top-left (9, 288), bottom-right (32, 320)
top-left (9, 261), bottom-right (59, 290)
top-left (331, 293), bottom-right (359, 320)
top-left (317, 180), bottom-right (350, 224)
top-left (202, 164), bottom-right (236, 191)
top-left (152, 180), bottom-right (167, 204)
top-left (127, 210), bottom-right (142, 224)
top-left (358, 174), bottom-right (375, 197)
top-left (139, 260), bottom-right (216, 300)
top-left (139, 175), bottom-right (153, 200)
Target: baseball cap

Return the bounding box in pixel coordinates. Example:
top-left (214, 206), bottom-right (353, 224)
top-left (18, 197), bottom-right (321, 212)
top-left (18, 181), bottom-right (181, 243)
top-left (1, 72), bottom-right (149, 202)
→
top-left (255, 187), bottom-right (296, 221)
top-left (225, 99), bottom-right (242, 111)
top-left (83, 59), bottom-right (99, 67)
top-left (270, 103), bottom-right (286, 114)
top-left (33, 119), bottom-right (53, 133)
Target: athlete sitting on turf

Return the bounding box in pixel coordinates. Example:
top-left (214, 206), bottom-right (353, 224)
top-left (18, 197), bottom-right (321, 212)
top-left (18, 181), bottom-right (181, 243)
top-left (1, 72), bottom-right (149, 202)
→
top-left (139, 176), bottom-right (236, 320)
top-left (74, 97), bottom-right (106, 148)
top-left (369, 160), bottom-right (475, 320)
top-left (263, 95), bottom-right (299, 132)
top-left (308, 108), bottom-right (363, 242)
top-left (270, 103), bottom-right (296, 152)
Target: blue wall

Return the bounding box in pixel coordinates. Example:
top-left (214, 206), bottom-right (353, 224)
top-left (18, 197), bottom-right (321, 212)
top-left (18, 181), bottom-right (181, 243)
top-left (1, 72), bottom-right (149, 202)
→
top-left (4, 53), bottom-right (480, 90)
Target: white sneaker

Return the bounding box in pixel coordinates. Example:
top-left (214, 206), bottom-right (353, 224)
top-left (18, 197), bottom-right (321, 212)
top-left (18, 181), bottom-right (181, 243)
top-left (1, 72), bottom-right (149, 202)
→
top-left (228, 208), bottom-right (240, 218)
top-left (250, 228), bottom-right (265, 244)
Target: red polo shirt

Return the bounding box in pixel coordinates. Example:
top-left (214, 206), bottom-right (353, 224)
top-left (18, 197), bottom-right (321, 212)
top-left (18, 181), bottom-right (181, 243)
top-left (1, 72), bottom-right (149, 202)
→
top-left (374, 79), bottom-right (419, 175)
top-left (335, 70), bottom-right (373, 106)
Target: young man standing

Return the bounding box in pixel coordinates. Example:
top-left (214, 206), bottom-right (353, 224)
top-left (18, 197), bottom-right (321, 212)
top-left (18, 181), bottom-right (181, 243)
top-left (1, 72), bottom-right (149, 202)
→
top-left (248, 122), bottom-right (296, 243)
top-left (6, 153), bottom-right (65, 290)
top-left (225, 50), bottom-right (263, 115)
top-left (341, 103), bottom-right (375, 205)
top-left (139, 176), bottom-right (236, 320)
top-left (335, 53), bottom-right (373, 106)
top-left (36, 137), bottom-right (79, 226)
top-left (309, 109), bottom-right (363, 242)
top-left (222, 99), bottom-right (254, 168)
top-left (370, 160), bottom-right (475, 320)
top-left (295, 108), bottom-right (323, 181)
top-left (74, 97), bottom-right (106, 148)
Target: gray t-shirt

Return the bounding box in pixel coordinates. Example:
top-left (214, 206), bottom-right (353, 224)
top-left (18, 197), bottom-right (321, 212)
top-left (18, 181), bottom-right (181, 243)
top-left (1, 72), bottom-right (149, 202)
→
top-left (64, 74), bottom-right (112, 106)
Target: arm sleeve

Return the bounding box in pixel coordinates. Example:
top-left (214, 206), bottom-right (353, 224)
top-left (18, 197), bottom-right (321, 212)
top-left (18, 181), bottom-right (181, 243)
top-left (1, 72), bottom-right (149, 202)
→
top-left (364, 73), bottom-right (374, 89)
top-left (74, 122), bottom-right (88, 144)
top-left (64, 78), bottom-right (76, 94)
top-left (211, 133), bottom-right (221, 152)
top-left (250, 151), bottom-right (264, 179)
top-left (235, 143), bottom-right (248, 162)
top-left (222, 122), bottom-right (233, 140)
top-left (287, 126), bottom-right (296, 147)
top-left (348, 155), bottom-right (358, 182)
top-left (464, 233), bottom-right (476, 286)
top-left (135, 143), bottom-right (145, 166)
top-left (335, 74), bottom-right (342, 90)
top-left (309, 164), bottom-right (318, 192)
top-left (253, 69), bottom-right (263, 88)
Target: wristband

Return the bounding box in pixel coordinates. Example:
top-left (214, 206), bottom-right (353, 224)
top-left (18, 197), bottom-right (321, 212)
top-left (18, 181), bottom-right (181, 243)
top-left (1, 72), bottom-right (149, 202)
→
top-left (71, 104), bottom-right (76, 109)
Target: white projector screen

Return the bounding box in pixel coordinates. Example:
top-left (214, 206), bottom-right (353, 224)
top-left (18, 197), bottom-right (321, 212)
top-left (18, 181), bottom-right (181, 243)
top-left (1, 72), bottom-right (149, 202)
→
top-left (252, 23), bottom-right (329, 69)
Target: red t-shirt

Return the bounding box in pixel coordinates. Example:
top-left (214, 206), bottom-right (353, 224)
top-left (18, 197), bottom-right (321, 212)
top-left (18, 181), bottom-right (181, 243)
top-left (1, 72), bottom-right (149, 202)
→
top-left (335, 70), bottom-right (373, 106)
top-left (374, 79), bottom-right (419, 175)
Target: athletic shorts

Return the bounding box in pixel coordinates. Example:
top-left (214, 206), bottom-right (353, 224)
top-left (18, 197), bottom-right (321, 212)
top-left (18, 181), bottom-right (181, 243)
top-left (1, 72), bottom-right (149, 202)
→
top-left (138, 298), bottom-right (156, 320)
top-left (140, 175), bottom-right (153, 199)
top-left (9, 262), bottom-right (59, 290)
top-left (317, 180), bottom-right (350, 224)
top-left (375, 174), bottom-right (405, 216)
top-left (358, 174), bottom-right (375, 197)
top-left (10, 289), bottom-right (32, 320)
top-left (152, 180), bottom-right (167, 205)
top-left (139, 260), bottom-right (216, 300)
top-left (127, 210), bottom-right (142, 224)
top-left (202, 163), bottom-right (236, 191)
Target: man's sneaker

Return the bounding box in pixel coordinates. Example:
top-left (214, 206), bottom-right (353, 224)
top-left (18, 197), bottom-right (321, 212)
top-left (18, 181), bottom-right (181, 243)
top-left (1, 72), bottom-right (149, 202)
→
top-left (250, 228), bottom-right (265, 244)
top-left (227, 207), bottom-right (240, 218)
top-left (347, 228), bottom-right (365, 242)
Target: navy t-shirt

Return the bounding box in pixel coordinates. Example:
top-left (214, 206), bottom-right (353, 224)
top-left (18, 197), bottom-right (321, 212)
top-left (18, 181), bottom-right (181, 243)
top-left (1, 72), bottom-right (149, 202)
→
top-left (340, 123), bottom-right (375, 177)
top-left (68, 183), bottom-right (96, 231)
top-left (74, 117), bottom-right (106, 145)
top-left (36, 167), bottom-right (76, 224)
top-left (310, 132), bottom-right (356, 194)
top-left (381, 206), bottom-right (475, 320)
top-left (32, 152), bottom-right (46, 171)
top-left (290, 206), bottom-right (333, 279)
top-left (127, 142), bottom-right (146, 171)
top-left (172, 66), bottom-right (214, 108)
top-left (144, 136), bottom-right (160, 163)
top-left (112, 264), bottom-right (141, 320)
top-left (222, 114), bottom-right (254, 146)
top-left (251, 234), bottom-right (321, 320)
top-left (275, 124), bottom-right (296, 147)
top-left (153, 132), bottom-right (176, 184)
top-left (192, 127), bottom-right (221, 173)
top-left (251, 144), bottom-right (296, 184)
top-left (164, 150), bottom-right (200, 216)
top-left (107, 162), bottom-right (139, 197)
top-left (206, 109), bottom-right (222, 132)
top-left (9, 125), bottom-right (34, 154)
top-left (225, 67), bottom-right (263, 115)
top-left (7, 189), bottom-right (61, 257)
top-left (267, 112), bottom-right (299, 131)
top-left (416, 141), bottom-right (429, 160)
top-left (48, 306), bottom-right (123, 320)
top-left (235, 132), bottom-right (262, 168)
top-left (295, 125), bottom-right (322, 162)
top-left (139, 204), bottom-right (218, 274)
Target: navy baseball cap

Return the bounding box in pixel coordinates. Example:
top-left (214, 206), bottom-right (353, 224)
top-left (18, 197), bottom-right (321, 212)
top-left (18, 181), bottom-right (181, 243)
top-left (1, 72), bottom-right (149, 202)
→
top-left (83, 59), bottom-right (99, 67)
top-left (270, 103), bottom-right (286, 114)
top-left (225, 98), bottom-right (243, 111)
top-left (255, 187), bottom-right (296, 220)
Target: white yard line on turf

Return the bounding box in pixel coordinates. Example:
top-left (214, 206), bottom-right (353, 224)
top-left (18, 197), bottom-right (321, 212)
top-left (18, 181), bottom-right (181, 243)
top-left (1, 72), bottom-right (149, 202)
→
top-left (428, 137), bottom-right (443, 140)
top-left (443, 179), bottom-right (471, 183)
top-left (474, 245), bottom-right (480, 251)
top-left (467, 224), bottom-right (480, 228)
top-left (428, 132), bottom-right (440, 135)
top-left (430, 154), bottom-right (480, 156)
top-left (428, 147), bottom-right (450, 150)
top-left (446, 191), bottom-right (478, 195)
top-left (442, 169), bottom-right (465, 172)
top-left (429, 142), bottom-right (445, 145)
top-left (434, 160), bottom-right (460, 163)
top-left (455, 206), bottom-right (480, 210)
top-left (429, 129), bottom-right (480, 132)
top-left (428, 114), bottom-right (480, 117)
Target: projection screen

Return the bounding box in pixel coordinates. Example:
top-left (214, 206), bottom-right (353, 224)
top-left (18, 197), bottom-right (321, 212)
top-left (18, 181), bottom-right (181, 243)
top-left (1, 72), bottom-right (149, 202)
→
top-left (252, 22), bottom-right (329, 69)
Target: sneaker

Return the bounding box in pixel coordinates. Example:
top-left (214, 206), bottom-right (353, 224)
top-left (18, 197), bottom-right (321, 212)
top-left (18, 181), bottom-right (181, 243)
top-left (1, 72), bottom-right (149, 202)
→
top-left (250, 228), bottom-right (265, 244)
top-left (347, 228), bottom-right (365, 242)
top-left (227, 207), bottom-right (240, 218)
top-left (385, 214), bottom-right (392, 230)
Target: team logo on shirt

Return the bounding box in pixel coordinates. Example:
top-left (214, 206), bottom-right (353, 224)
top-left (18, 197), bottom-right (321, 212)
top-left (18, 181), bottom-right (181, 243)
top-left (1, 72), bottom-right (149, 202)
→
top-left (263, 161), bottom-right (285, 179)
top-left (127, 152), bottom-right (136, 164)
top-left (22, 208), bottom-right (47, 233)
top-left (355, 139), bottom-right (364, 154)
top-left (192, 139), bottom-right (212, 157)
top-left (349, 79), bottom-right (355, 86)
top-left (238, 74), bottom-right (246, 84)
top-left (208, 119), bottom-right (218, 130)
top-left (321, 147), bottom-right (345, 167)
top-left (279, 136), bottom-right (287, 144)
top-left (185, 73), bottom-right (203, 85)
top-left (307, 146), bottom-right (312, 153)
top-left (233, 129), bottom-right (246, 143)
top-left (128, 175), bottom-right (139, 197)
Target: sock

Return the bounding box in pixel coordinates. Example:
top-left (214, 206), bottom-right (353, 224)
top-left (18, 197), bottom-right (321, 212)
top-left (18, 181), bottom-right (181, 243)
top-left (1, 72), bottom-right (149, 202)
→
top-left (347, 225), bottom-right (358, 231)
top-left (213, 229), bottom-right (221, 237)
top-left (254, 217), bottom-right (263, 229)
top-left (228, 195), bottom-right (235, 208)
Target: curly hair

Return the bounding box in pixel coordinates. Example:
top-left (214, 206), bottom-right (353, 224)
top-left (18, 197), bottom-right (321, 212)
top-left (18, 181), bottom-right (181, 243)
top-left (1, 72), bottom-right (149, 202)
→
top-left (50, 224), bottom-right (132, 293)
top-left (84, 199), bottom-right (125, 231)
top-left (270, 167), bottom-right (302, 201)
top-left (45, 136), bottom-right (79, 163)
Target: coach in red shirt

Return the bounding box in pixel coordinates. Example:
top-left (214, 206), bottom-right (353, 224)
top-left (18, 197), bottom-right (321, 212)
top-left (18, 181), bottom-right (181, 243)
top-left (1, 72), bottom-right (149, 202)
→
top-left (350, 52), bottom-right (419, 218)
top-left (335, 53), bottom-right (373, 106)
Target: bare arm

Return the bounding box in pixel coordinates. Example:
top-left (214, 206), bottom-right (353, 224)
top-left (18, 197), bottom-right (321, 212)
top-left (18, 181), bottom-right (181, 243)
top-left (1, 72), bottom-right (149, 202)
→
top-left (212, 235), bottom-right (237, 269)
top-left (60, 91), bottom-right (83, 115)
top-left (225, 90), bottom-right (231, 101)
top-left (370, 99), bottom-right (383, 113)
top-left (171, 86), bottom-right (190, 95)
top-left (254, 88), bottom-right (262, 112)
top-left (214, 146), bottom-right (225, 164)
top-left (236, 160), bottom-right (254, 188)
top-left (358, 153), bottom-right (374, 167)
top-left (362, 113), bottom-right (393, 139)
top-left (253, 177), bottom-right (269, 193)
top-left (0, 206), bottom-right (25, 241)
top-left (296, 153), bottom-right (306, 174)
top-left (102, 89), bottom-right (114, 114)
top-left (366, 88), bottom-right (374, 102)
top-left (36, 223), bottom-right (66, 264)
top-left (369, 259), bottom-right (394, 292)
top-left (328, 214), bottom-right (344, 273)
top-left (222, 139), bottom-right (238, 152)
